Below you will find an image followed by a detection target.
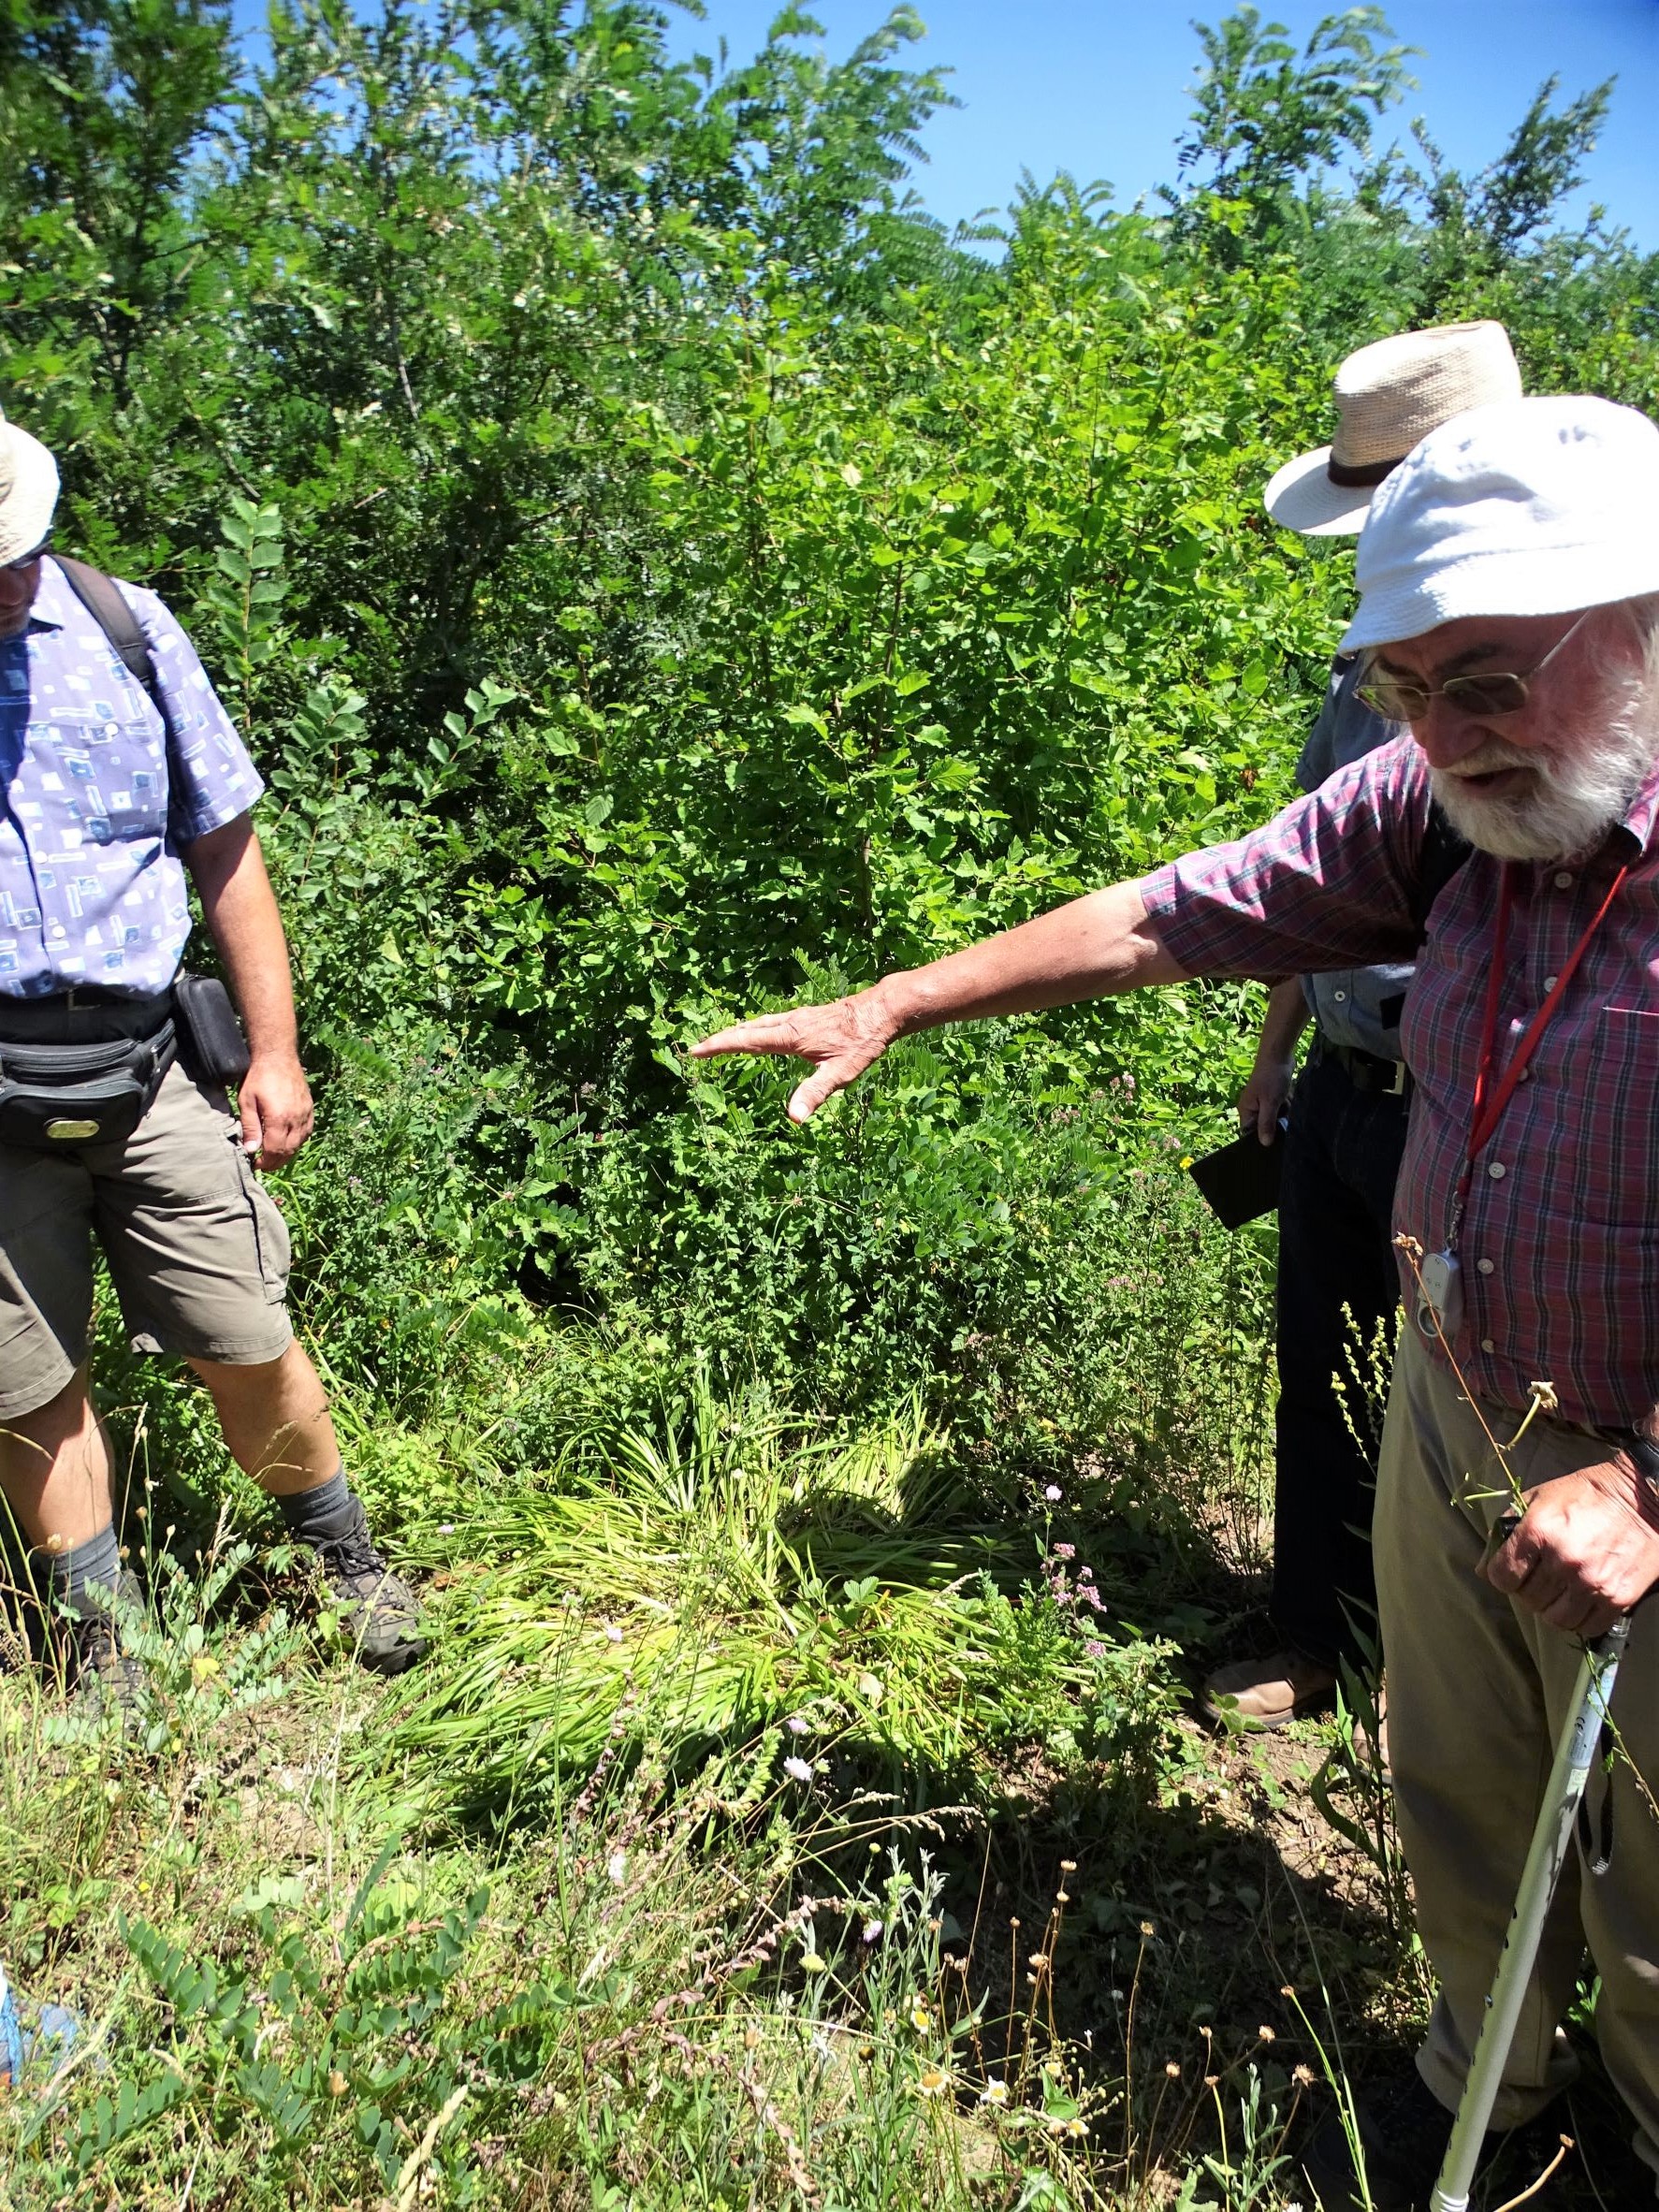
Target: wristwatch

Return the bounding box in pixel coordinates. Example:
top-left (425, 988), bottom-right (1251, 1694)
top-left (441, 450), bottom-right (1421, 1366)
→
top-left (1608, 1426), bottom-right (1659, 1510)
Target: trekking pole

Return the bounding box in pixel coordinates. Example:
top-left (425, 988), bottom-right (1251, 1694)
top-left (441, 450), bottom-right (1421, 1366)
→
top-left (1430, 1609), bottom-right (1630, 2212)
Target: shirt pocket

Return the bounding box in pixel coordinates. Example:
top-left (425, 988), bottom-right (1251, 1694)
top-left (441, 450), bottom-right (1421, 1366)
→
top-left (1572, 1005), bottom-right (1659, 1227)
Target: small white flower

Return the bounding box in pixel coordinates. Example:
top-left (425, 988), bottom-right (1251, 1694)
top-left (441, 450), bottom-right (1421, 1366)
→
top-left (786, 1714), bottom-right (810, 1735)
top-left (604, 1623), bottom-right (624, 1644)
top-left (1044, 1484), bottom-right (1062, 1503)
top-left (862, 1919), bottom-right (883, 1943)
top-left (437, 1522), bottom-right (455, 1535)
top-left (980, 2078), bottom-right (1009, 2107)
top-left (607, 1850), bottom-right (627, 1885)
top-left (784, 1755), bottom-right (813, 1783)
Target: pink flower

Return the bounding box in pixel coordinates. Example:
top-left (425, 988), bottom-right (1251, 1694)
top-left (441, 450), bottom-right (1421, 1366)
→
top-left (1043, 1485), bottom-right (1062, 1503)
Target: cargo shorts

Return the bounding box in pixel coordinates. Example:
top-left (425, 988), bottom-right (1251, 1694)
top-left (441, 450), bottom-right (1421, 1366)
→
top-left (0, 1060), bottom-right (292, 1419)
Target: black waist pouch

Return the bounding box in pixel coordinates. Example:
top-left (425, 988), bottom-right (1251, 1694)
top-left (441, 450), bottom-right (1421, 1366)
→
top-left (0, 1026), bottom-right (177, 1149)
top-left (173, 973), bottom-right (252, 1086)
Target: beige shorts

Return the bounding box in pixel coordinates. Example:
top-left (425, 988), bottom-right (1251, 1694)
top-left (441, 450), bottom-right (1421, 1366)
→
top-left (0, 1060), bottom-right (292, 1419)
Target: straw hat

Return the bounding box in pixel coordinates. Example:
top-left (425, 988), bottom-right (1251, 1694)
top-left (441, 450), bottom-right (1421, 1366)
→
top-left (1264, 322), bottom-right (1522, 538)
top-left (0, 409), bottom-right (59, 566)
top-left (1340, 394), bottom-right (1659, 649)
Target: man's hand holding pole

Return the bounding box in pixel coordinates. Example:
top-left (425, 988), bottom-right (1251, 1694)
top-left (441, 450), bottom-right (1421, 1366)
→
top-left (689, 881), bottom-right (1186, 1120)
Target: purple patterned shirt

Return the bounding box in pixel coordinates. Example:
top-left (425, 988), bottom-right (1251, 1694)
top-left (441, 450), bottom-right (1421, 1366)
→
top-left (0, 558), bottom-right (262, 998)
top-left (1142, 733), bottom-right (1659, 1428)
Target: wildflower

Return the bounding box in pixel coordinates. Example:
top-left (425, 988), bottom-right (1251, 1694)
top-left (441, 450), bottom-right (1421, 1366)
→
top-left (917, 2064), bottom-right (951, 2098)
top-left (1258, 2025), bottom-right (1275, 2043)
top-left (1085, 1639), bottom-right (1107, 1659)
top-left (783, 1755), bottom-right (813, 1783)
top-left (327, 2070), bottom-right (348, 2097)
top-left (1052, 1542), bottom-right (1075, 1560)
top-left (1065, 2117), bottom-right (1088, 2140)
top-left (604, 1623), bottom-right (623, 1644)
top-left (1059, 1859), bottom-right (1077, 1873)
top-left (1164, 2061), bottom-right (1181, 2079)
top-left (786, 1714), bottom-right (810, 1734)
top-left (862, 1920), bottom-right (883, 1943)
top-left (801, 1952), bottom-right (826, 1973)
top-left (1293, 2064), bottom-right (1316, 2088)
top-left (607, 1850), bottom-right (627, 1885)
top-left (980, 2079), bottom-right (1010, 2107)
top-left (1027, 1952), bottom-right (1049, 1972)
top-left (908, 1998), bottom-right (932, 2032)
top-left (1139, 1920), bottom-right (1157, 1939)
top-left (1180, 1155), bottom-right (1195, 1170)
top-left (857, 1671), bottom-right (883, 1705)
top-left (1043, 1484), bottom-right (1062, 1503)
top-left (437, 1522), bottom-right (455, 1535)
top-left (1280, 1984), bottom-right (1296, 1998)
top-left (1077, 1565), bottom-right (1093, 1581)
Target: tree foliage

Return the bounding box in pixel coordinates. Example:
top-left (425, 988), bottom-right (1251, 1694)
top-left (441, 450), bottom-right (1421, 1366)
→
top-left (1, 1), bottom-right (1655, 1407)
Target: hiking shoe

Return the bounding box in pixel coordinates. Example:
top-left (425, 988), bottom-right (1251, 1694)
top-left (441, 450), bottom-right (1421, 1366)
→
top-left (1302, 2061), bottom-right (1492, 2212)
top-left (311, 1503), bottom-right (426, 1676)
top-left (1200, 1648), bottom-right (1336, 1731)
top-left (65, 1569), bottom-right (146, 1716)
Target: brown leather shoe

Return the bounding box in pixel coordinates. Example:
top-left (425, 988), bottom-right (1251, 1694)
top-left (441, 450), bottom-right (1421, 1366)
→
top-left (1200, 1649), bottom-right (1337, 1730)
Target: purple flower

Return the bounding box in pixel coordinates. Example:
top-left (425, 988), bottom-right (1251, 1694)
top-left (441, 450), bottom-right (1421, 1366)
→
top-left (1078, 1566), bottom-right (1093, 1581)
top-left (1085, 1639), bottom-right (1107, 1659)
top-left (1052, 1542), bottom-right (1075, 1561)
top-left (786, 1715), bottom-right (810, 1735)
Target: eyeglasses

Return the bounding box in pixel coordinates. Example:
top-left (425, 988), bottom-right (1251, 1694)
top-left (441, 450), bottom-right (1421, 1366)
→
top-left (1357, 608), bottom-right (1594, 722)
top-left (1, 533), bottom-right (51, 574)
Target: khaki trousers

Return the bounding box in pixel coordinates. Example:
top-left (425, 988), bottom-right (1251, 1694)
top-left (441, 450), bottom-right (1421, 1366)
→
top-left (1376, 1324), bottom-right (1659, 2178)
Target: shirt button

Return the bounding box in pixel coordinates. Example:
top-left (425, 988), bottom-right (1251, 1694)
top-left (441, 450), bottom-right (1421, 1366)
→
top-left (1553, 871), bottom-right (1573, 889)
top-left (1480, 1337), bottom-right (1495, 1353)
top-left (1543, 975), bottom-right (1558, 992)
top-left (1477, 1257), bottom-right (1494, 1275)
top-left (1488, 1161), bottom-right (1506, 1179)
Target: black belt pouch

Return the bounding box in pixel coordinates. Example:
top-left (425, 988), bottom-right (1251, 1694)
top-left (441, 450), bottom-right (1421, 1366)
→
top-left (172, 974), bottom-right (252, 1086)
top-left (0, 1026), bottom-right (177, 1149)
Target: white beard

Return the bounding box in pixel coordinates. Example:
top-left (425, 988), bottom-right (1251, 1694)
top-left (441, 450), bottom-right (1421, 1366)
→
top-left (1430, 682), bottom-right (1659, 862)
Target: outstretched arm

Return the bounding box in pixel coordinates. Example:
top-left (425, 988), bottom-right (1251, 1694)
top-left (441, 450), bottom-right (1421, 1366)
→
top-left (690, 879), bottom-right (1187, 1122)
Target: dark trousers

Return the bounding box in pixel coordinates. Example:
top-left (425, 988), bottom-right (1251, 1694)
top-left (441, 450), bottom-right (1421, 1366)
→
top-left (1271, 1045), bottom-right (1410, 1670)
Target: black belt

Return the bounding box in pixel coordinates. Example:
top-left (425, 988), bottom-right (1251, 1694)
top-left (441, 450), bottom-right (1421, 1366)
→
top-left (1316, 1034), bottom-right (1412, 1098)
top-left (0, 987), bottom-right (173, 1046)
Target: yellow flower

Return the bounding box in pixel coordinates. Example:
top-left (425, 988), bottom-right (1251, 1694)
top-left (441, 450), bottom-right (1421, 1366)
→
top-left (917, 2064), bottom-right (951, 2098)
top-left (909, 1999), bottom-right (932, 2032)
top-left (980, 2079), bottom-right (1010, 2107)
top-left (1180, 1155), bottom-right (1194, 1170)
top-left (801, 1952), bottom-right (826, 1973)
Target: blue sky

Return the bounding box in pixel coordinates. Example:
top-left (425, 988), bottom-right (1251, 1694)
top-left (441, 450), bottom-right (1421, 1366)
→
top-left (664, 0), bottom-right (1659, 249)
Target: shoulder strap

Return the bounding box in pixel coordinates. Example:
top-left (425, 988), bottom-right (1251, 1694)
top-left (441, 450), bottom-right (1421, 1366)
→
top-left (52, 555), bottom-right (165, 722)
top-left (1413, 799), bottom-right (1472, 939)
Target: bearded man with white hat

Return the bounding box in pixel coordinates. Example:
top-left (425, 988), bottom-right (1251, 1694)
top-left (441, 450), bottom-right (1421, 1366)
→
top-left (694, 392), bottom-right (1659, 2205)
top-left (1204, 320), bottom-right (1523, 1737)
top-left (0, 410), bottom-right (423, 1693)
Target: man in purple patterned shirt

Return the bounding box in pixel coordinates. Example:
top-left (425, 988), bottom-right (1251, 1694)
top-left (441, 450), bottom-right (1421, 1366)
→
top-left (696, 395), bottom-right (1659, 2205)
top-left (0, 409), bottom-right (423, 1693)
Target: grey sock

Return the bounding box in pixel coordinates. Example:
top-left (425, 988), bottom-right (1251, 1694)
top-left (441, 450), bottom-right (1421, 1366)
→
top-left (277, 1468), bottom-right (359, 1549)
top-left (47, 1521), bottom-right (124, 1619)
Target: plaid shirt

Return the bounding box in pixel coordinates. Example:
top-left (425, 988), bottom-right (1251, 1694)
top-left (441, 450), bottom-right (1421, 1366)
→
top-left (1141, 733), bottom-right (1659, 1429)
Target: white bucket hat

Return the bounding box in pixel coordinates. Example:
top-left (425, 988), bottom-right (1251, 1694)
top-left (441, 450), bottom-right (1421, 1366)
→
top-left (0, 409), bottom-right (59, 566)
top-left (1264, 321), bottom-right (1522, 537)
top-left (1340, 394), bottom-right (1659, 651)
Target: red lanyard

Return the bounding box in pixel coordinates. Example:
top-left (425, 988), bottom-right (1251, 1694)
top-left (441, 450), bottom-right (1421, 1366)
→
top-left (1453, 858), bottom-right (1630, 1224)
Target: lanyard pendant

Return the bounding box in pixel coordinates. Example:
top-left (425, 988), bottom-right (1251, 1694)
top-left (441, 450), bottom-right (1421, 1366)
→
top-left (1416, 1248), bottom-right (1464, 1342)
